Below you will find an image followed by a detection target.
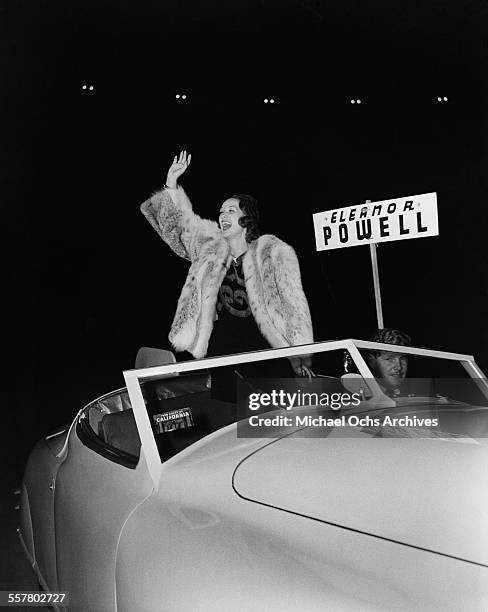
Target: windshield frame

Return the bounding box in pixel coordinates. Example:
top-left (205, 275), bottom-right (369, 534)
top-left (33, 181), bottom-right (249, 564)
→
top-left (123, 339), bottom-right (488, 487)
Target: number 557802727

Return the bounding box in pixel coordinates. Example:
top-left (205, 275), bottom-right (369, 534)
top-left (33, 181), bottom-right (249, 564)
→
top-left (1, 591), bottom-right (68, 606)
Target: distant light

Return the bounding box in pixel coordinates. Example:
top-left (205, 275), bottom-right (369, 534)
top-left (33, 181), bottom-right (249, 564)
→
top-left (176, 94), bottom-right (181, 99)
top-left (270, 98), bottom-right (275, 104)
top-left (357, 99), bottom-right (362, 104)
top-left (350, 99), bottom-right (356, 104)
top-left (89, 85), bottom-right (94, 91)
top-left (264, 98), bottom-right (269, 103)
top-left (182, 94), bottom-right (187, 100)
top-left (443, 96), bottom-right (448, 101)
top-left (82, 85), bottom-right (87, 90)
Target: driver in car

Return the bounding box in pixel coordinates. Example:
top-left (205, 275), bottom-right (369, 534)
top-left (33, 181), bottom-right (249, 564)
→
top-left (365, 328), bottom-right (411, 397)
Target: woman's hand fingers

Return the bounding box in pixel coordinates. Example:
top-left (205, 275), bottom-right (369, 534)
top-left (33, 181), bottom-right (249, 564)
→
top-left (301, 365), bottom-right (315, 380)
top-left (175, 151), bottom-right (188, 169)
top-left (167, 151), bottom-right (191, 181)
top-left (292, 364), bottom-right (315, 379)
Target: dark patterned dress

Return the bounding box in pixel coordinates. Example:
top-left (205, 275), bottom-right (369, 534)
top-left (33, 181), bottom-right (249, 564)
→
top-left (206, 254), bottom-right (292, 401)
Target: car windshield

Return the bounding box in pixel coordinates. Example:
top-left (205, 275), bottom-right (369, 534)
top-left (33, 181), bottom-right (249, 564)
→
top-left (355, 349), bottom-right (488, 406)
top-left (124, 340), bottom-right (488, 463)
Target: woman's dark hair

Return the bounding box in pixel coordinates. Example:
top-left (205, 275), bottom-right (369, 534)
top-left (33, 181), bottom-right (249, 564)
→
top-left (233, 194), bottom-right (260, 243)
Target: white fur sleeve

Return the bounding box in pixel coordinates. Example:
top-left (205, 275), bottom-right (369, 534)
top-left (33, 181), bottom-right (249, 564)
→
top-left (273, 243), bottom-right (314, 346)
top-left (140, 187), bottom-right (219, 261)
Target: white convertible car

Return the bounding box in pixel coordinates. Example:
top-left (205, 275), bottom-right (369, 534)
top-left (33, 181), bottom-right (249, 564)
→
top-left (18, 339), bottom-right (488, 611)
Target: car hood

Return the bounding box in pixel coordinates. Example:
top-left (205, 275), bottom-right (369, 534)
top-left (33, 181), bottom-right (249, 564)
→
top-left (233, 428), bottom-right (488, 566)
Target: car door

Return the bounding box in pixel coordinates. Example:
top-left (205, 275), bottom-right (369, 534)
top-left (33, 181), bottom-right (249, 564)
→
top-left (53, 390), bottom-right (153, 612)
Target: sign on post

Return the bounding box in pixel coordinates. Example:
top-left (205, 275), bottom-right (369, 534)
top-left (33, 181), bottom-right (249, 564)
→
top-left (313, 192), bottom-right (438, 251)
top-left (313, 192), bottom-right (439, 329)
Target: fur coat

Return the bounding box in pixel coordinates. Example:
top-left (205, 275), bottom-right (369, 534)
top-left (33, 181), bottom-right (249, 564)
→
top-left (140, 186), bottom-right (313, 359)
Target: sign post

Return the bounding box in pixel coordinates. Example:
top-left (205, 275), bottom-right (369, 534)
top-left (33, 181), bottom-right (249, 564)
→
top-left (313, 192), bottom-right (438, 329)
top-left (363, 198), bottom-right (385, 328)
top-left (369, 243), bottom-right (383, 328)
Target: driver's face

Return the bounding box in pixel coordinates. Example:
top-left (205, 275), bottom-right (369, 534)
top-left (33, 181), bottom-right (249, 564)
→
top-left (369, 351), bottom-right (408, 391)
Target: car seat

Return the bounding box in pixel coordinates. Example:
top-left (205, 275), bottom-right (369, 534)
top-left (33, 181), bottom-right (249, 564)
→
top-left (98, 348), bottom-right (177, 457)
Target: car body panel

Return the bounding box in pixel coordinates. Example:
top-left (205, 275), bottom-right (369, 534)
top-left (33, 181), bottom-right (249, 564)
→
top-left (114, 423), bottom-right (488, 611)
top-left (20, 434), bottom-right (67, 591)
top-left (233, 432), bottom-right (488, 566)
top-left (53, 427), bottom-right (153, 611)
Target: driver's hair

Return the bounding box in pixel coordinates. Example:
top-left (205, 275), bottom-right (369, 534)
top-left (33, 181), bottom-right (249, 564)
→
top-left (367, 328), bottom-right (412, 357)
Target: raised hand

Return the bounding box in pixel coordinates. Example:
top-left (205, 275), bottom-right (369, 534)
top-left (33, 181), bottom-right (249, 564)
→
top-left (166, 150), bottom-right (192, 189)
top-left (290, 355), bottom-right (315, 379)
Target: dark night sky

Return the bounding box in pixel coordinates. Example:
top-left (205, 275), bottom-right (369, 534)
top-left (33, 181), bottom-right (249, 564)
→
top-left (2, 0), bottom-right (487, 441)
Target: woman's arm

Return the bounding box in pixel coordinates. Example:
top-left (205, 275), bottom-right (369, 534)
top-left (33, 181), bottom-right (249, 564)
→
top-left (273, 242), bottom-right (315, 377)
top-left (140, 151), bottom-right (219, 261)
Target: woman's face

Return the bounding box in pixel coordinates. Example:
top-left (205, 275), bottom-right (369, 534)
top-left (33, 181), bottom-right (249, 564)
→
top-left (219, 198), bottom-right (246, 240)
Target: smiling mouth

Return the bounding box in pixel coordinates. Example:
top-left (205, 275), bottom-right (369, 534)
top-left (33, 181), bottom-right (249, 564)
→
top-left (221, 222), bottom-right (231, 231)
